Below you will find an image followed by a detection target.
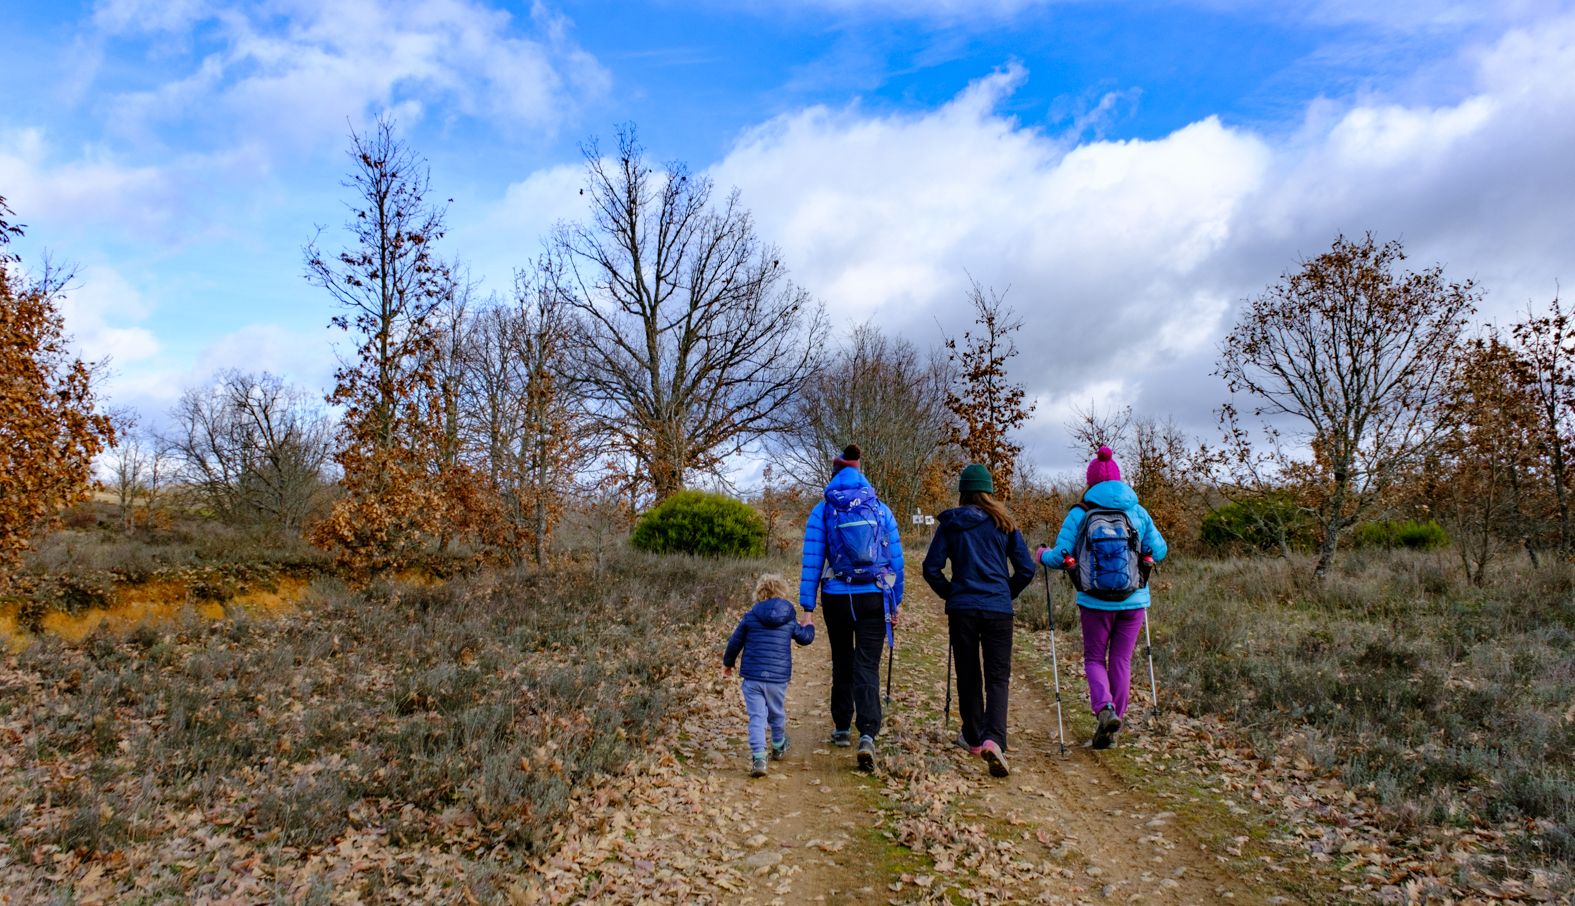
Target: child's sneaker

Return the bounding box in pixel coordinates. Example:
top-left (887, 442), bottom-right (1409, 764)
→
top-left (770, 734), bottom-right (789, 760)
top-left (830, 729), bottom-right (852, 747)
top-left (981, 739), bottom-right (1010, 777)
top-left (750, 754), bottom-right (768, 777)
top-left (954, 731), bottom-right (983, 755)
top-left (1092, 705), bottom-right (1120, 750)
top-left (856, 735), bottom-right (876, 771)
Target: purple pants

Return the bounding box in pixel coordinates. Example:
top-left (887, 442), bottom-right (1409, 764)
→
top-left (1079, 606), bottom-right (1146, 717)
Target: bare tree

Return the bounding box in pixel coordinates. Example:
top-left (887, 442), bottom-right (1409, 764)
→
top-left (1218, 234), bottom-right (1476, 578)
top-left (775, 323), bottom-right (954, 521)
top-left (1065, 402), bottom-right (1132, 462)
top-left (453, 259), bottom-right (583, 567)
top-left (944, 280), bottom-right (1036, 498)
top-left (555, 125), bottom-right (823, 501)
top-left (105, 414), bottom-right (173, 533)
top-left (167, 371), bottom-right (333, 531)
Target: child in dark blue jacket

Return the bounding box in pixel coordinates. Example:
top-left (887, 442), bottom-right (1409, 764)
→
top-left (724, 573), bottom-right (816, 777)
top-left (923, 464), bottom-right (1036, 777)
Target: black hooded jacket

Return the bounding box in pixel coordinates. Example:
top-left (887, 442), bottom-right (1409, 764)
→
top-left (922, 506), bottom-right (1036, 615)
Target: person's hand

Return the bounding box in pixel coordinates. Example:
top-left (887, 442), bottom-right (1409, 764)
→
top-left (722, 665), bottom-right (733, 677)
top-left (798, 609), bottom-right (813, 627)
top-left (1036, 544), bottom-right (1050, 563)
top-left (889, 609), bottom-right (901, 628)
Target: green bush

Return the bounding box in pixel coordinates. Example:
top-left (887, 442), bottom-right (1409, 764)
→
top-left (1353, 518), bottom-right (1450, 551)
top-left (1200, 494), bottom-right (1313, 553)
top-left (630, 490), bottom-right (766, 557)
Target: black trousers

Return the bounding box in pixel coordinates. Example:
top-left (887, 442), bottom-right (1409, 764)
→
top-left (949, 610), bottom-right (1014, 750)
top-left (821, 591), bottom-right (887, 739)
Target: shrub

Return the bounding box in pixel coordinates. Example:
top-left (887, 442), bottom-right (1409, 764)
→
top-left (630, 490), bottom-right (766, 557)
top-left (1199, 494), bottom-right (1313, 553)
top-left (1353, 518), bottom-right (1450, 551)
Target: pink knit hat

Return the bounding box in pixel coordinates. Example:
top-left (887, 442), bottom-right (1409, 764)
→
top-left (1086, 446), bottom-right (1121, 485)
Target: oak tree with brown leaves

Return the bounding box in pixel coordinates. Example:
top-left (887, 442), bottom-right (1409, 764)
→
top-left (944, 281), bottom-right (1035, 499)
top-left (304, 118), bottom-right (456, 578)
top-left (1430, 334), bottom-right (1541, 583)
top-left (1510, 293), bottom-right (1575, 553)
top-left (0, 196), bottom-right (116, 580)
top-left (1218, 234), bottom-right (1475, 578)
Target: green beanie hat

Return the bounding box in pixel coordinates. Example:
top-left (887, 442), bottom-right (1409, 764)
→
top-left (958, 463), bottom-right (994, 494)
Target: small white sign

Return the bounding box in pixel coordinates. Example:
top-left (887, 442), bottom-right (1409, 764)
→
top-left (910, 513), bottom-right (922, 525)
top-left (925, 516), bottom-right (935, 526)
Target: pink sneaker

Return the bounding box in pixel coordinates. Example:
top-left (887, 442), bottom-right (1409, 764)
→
top-left (980, 740), bottom-right (1010, 777)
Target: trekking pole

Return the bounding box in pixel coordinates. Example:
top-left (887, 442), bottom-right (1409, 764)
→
top-left (1142, 555), bottom-right (1160, 727)
top-left (1043, 569), bottom-right (1067, 756)
top-left (943, 638), bottom-right (954, 729)
top-left (885, 621), bottom-right (895, 707)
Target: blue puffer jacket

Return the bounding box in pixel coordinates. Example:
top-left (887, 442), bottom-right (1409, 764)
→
top-left (922, 505), bottom-right (1037, 615)
top-left (723, 597), bottom-right (815, 683)
top-left (1039, 480), bottom-right (1168, 611)
top-left (798, 468), bottom-right (905, 612)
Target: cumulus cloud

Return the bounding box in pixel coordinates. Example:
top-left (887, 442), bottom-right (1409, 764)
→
top-left (98, 0), bottom-right (610, 152)
top-left (57, 265), bottom-right (162, 369)
top-left (706, 15), bottom-right (1575, 468)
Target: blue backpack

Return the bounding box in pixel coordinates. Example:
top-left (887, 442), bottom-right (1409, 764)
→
top-left (823, 485), bottom-right (892, 585)
top-left (1069, 502), bottom-right (1146, 601)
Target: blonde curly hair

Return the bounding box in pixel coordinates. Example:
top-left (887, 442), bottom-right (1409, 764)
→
top-left (754, 573), bottom-right (791, 601)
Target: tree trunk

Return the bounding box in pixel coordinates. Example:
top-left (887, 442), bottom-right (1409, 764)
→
top-left (1314, 472), bottom-right (1350, 580)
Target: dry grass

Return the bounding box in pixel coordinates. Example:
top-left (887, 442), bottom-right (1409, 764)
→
top-left (0, 550), bottom-right (770, 899)
top-left (1154, 551), bottom-right (1575, 867)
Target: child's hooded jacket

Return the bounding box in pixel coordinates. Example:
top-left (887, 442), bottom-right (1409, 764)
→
top-left (724, 597), bottom-right (815, 683)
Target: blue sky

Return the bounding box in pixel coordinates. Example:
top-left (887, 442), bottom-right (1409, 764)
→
top-left (4, 0), bottom-right (1575, 476)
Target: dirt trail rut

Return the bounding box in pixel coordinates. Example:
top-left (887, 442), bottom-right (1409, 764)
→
top-left (523, 564), bottom-right (1325, 903)
top-left (855, 569), bottom-right (1305, 904)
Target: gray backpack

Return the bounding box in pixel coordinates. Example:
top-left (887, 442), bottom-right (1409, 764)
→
top-left (1069, 503), bottom-right (1146, 602)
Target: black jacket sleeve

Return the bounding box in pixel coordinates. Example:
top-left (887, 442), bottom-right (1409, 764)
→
top-left (1005, 529), bottom-right (1037, 600)
top-left (922, 530), bottom-right (952, 600)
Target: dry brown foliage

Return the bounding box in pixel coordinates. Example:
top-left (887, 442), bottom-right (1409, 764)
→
top-left (0, 196), bottom-right (116, 581)
top-left (943, 280), bottom-right (1035, 499)
top-left (1218, 233), bottom-right (1476, 577)
top-left (303, 118), bottom-right (481, 578)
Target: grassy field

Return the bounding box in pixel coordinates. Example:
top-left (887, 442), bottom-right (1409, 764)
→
top-left (1154, 551), bottom-right (1575, 868)
top-left (0, 545), bottom-right (771, 899)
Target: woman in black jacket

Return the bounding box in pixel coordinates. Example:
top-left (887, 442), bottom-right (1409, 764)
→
top-left (922, 464), bottom-right (1036, 776)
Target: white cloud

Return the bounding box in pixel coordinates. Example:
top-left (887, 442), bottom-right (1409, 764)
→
top-left (703, 15), bottom-right (1575, 468)
top-left (57, 265), bottom-right (162, 369)
top-left (0, 129), bottom-right (178, 237)
top-left (100, 0), bottom-right (610, 152)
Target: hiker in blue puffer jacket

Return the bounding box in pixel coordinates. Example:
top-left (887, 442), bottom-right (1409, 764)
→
top-left (724, 573), bottom-right (815, 777)
top-left (798, 444), bottom-right (905, 771)
top-left (1039, 446), bottom-right (1167, 749)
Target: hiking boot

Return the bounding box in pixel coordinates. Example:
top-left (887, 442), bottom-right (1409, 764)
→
top-left (954, 731), bottom-right (983, 756)
top-left (981, 739), bottom-right (1010, 778)
top-left (1092, 705), bottom-right (1120, 750)
top-left (750, 754), bottom-right (768, 777)
top-left (830, 729), bottom-right (853, 748)
top-left (770, 734), bottom-right (789, 760)
top-left (856, 735), bottom-right (876, 771)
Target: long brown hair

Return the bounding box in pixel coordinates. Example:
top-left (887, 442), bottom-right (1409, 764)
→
top-left (960, 490), bottom-right (1016, 533)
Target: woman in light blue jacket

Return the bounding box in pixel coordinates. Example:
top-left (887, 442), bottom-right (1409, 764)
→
top-left (1039, 447), bottom-right (1166, 749)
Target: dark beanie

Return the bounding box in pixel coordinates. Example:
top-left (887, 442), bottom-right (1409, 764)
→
top-left (958, 463), bottom-right (994, 494)
top-left (832, 443), bottom-right (861, 472)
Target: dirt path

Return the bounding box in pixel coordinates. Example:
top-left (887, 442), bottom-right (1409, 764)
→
top-left (845, 568), bottom-right (1316, 904)
top-left (522, 565), bottom-right (1338, 903)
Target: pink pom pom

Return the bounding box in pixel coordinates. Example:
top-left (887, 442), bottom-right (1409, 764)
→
top-left (1096, 446), bottom-right (1114, 460)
